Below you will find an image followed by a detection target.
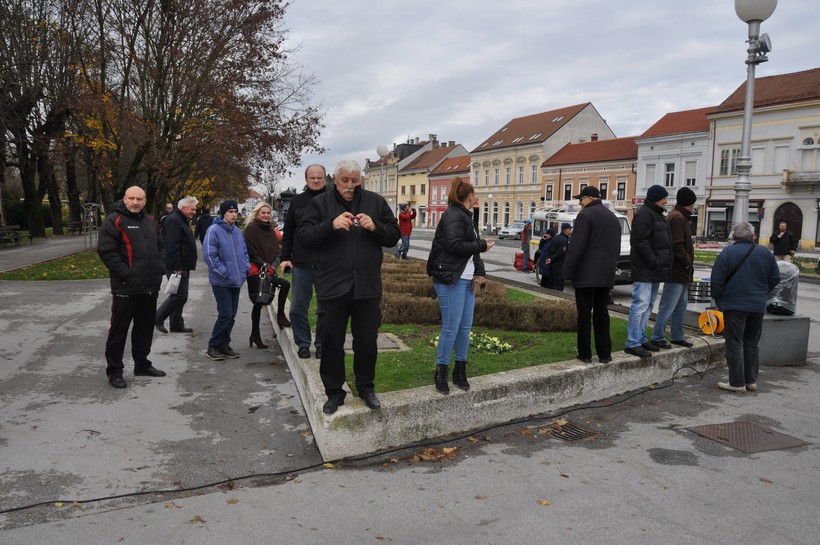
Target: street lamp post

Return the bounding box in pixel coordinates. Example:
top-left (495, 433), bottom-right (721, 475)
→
top-left (487, 193), bottom-right (494, 233)
top-left (732, 0), bottom-right (777, 229)
top-left (377, 144), bottom-right (389, 197)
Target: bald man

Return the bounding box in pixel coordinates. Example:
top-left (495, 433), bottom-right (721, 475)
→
top-left (97, 186), bottom-right (167, 388)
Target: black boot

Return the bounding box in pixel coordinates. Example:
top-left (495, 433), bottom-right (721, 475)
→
top-left (434, 364), bottom-right (450, 394)
top-left (453, 360), bottom-right (470, 390)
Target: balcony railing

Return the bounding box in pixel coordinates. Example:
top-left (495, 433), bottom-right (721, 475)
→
top-left (782, 170), bottom-right (820, 192)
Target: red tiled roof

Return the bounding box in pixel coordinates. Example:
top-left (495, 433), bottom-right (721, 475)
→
top-left (640, 107), bottom-right (714, 138)
top-left (247, 189), bottom-right (265, 199)
top-left (430, 156), bottom-right (471, 176)
top-left (400, 144), bottom-right (463, 172)
top-left (713, 67), bottom-right (820, 114)
top-left (471, 103), bottom-right (590, 153)
top-left (542, 136), bottom-right (638, 167)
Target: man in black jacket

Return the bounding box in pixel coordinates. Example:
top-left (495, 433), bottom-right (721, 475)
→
top-left (155, 196), bottom-right (198, 334)
top-left (280, 164), bottom-right (327, 359)
top-left (624, 184), bottom-right (673, 358)
top-left (194, 208), bottom-right (213, 245)
top-left (547, 223), bottom-right (572, 290)
top-left (296, 160), bottom-right (400, 414)
top-left (563, 186), bottom-right (620, 363)
top-left (97, 186), bottom-right (166, 388)
top-left (770, 221), bottom-right (798, 262)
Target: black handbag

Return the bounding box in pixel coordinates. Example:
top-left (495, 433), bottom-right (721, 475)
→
top-left (248, 264), bottom-right (275, 306)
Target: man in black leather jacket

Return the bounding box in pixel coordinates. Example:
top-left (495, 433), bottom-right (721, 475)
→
top-left (296, 160), bottom-right (400, 414)
top-left (155, 196), bottom-right (198, 334)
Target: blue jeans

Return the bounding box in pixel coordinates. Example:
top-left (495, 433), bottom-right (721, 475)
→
top-left (289, 266), bottom-right (321, 350)
top-left (651, 283), bottom-right (689, 343)
top-left (397, 235), bottom-right (411, 258)
top-left (434, 279), bottom-right (475, 365)
top-left (625, 281), bottom-right (659, 348)
top-left (209, 286), bottom-right (240, 349)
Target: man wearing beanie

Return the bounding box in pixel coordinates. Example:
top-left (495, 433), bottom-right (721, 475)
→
top-left (624, 184), bottom-right (673, 358)
top-left (651, 187), bottom-right (697, 350)
top-left (203, 199), bottom-right (251, 361)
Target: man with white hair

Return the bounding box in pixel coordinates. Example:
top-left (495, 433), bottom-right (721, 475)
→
top-left (155, 196), bottom-right (199, 334)
top-left (297, 160), bottom-right (400, 414)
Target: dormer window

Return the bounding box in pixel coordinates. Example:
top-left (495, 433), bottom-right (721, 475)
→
top-left (529, 133), bottom-right (542, 140)
top-left (512, 137), bottom-right (524, 143)
top-left (552, 116), bottom-right (564, 122)
top-left (492, 140), bottom-right (504, 146)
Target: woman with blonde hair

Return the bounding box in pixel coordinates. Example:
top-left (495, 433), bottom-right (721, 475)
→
top-left (426, 177), bottom-right (495, 393)
top-left (243, 202), bottom-right (291, 348)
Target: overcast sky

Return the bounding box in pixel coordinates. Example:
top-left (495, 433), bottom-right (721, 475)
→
top-left (278, 0), bottom-right (818, 189)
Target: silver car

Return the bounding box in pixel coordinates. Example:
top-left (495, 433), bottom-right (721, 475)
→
top-left (497, 222), bottom-right (526, 240)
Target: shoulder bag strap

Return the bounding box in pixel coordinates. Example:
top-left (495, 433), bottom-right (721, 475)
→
top-left (724, 244), bottom-right (757, 285)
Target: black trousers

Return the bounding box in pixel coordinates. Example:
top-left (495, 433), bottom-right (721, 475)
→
top-left (317, 288), bottom-right (381, 399)
top-left (723, 310), bottom-right (763, 387)
top-left (155, 270), bottom-right (190, 330)
top-left (105, 291), bottom-right (159, 378)
top-left (574, 286), bottom-right (612, 360)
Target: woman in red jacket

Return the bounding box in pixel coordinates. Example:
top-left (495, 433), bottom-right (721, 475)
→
top-left (395, 204), bottom-right (416, 259)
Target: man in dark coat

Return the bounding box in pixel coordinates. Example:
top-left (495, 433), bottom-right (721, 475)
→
top-left (563, 186), bottom-right (620, 363)
top-left (770, 221), bottom-right (798, 262)
top-left (546, 223), bottom-right (572, 290)
top-left (194, 208), bottom-right (214, 245)
top-left (155, 196), bottom-right (199, 334)
top-left (624, 184), bottom-right (673, 358)
top-left (651, 187), bottom-right (696, 349)
top-left (97, 186), bottom-right (166, 388)
top-left (296, 160), bottom-right (400, 415)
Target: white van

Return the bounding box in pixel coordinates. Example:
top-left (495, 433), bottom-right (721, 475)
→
top-left (529, 200), bottom-right (632, 284)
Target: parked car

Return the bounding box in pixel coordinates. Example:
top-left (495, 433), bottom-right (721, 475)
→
top-left (498, 222), bottom-right (526, 240)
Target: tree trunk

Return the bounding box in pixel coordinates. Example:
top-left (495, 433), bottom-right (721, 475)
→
top-left (65, 151), bottom-right (82, 224)
top-left (17, 138), bottom-right (45, 236)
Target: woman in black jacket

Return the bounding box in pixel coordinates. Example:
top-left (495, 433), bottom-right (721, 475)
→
top-left (427, 177), bottom-right (495, 393)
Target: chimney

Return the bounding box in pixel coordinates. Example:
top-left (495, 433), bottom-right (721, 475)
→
top-left (415, 137), bottom-right (420, 145)
top-left (429, 133), bottom-right (438, 144)
top-left (448, 140), bottom-right (455, 147)
top-left (591, 133), bottom-right (599, 142)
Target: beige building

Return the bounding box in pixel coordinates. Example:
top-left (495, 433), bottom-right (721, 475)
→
top-left (470, 103), bottom-right (615, 231)
top-left (396, 141), bottom-right (468, 226)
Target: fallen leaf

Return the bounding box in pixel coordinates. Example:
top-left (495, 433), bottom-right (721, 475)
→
top-left (559, 471), bottom-right (570, 478)
top-left (165, 501), bottom-right (182, 509)
top-left (520, 428), bottom-right (533, 436)
top-left (323, 463), bottom-right (334, 468)
top-left (188, 515), bottom-right (207, 524)
top-left (226, 498), bottom-right (239, 505)
top-left (216, 481), bottom-right (236, 491)
top-left (475, 494), bottom-right (489, 500)
top-left (537, 499), bottom-right (551, 506)
top-left (537, 427), bottom-right (554, 436)
top-left (73, 502), bottom-right (84, 508)
top-left (467, 436), bottom-right (479, 443)
top-left (759, 477), bottom-right (774, 484)
top-left (375, 537), bottom-right (385, 541)
top-left (301, 431), bottom-right (313, 438)
top-left (553, 418), bottom-right (568, 428)
top-left (54, 502), bottom-right (64, 508)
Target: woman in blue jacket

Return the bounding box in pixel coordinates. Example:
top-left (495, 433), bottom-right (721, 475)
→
top-left (203, 200), bottom-right (251, 361)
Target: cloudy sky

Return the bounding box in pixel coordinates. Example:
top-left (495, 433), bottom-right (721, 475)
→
top-left (278, 0), bottom-right (818, 188)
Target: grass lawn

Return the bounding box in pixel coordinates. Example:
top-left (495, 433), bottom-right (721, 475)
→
top-left (0, 250), bottom-right (108, 281)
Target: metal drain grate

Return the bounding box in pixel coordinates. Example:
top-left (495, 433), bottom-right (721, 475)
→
top-left (551, 421), bottom-right (598, 442)
top-left (688, 421), bottom-right (808, 453)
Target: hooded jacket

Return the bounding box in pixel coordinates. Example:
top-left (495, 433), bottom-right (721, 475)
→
top-left (203, 217), bottom-right (251, 288)
top-left (97, 200), bottom-right (165, 294)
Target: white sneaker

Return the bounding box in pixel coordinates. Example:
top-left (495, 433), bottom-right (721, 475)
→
top-left (717, 382), bottom-right (747, 394)
top-left (746, 383), bottom-right (758, 392)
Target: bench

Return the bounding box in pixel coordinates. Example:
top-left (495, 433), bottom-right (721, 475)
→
top-left (66, 221), bottom-right (84, 235)
top-left (0, 225), bottom-right (32, 247)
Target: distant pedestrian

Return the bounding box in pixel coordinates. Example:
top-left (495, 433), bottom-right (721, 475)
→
top-left (624, 185), bottom-right (672, 358)
top-left (520, 219), bottom-right (533, 273)
top-left (155, 196), bottom-right (198, 335)
top-left (427, 176), bottom-right (495, 394)
top-left (280, 164), bottom-right (327, 359)
top-left (159, 202), bottom-right (174, 229)
top-left (546, 223), bottom-right (572, 290)
top-left (203, 200), bottom-right (251, 361)
top-left (97, 186), bottom-right (166, 388)
top-left (536, 228), bottom-right (556, 288)
top-left (563, 186), bottom-right (620, 364)
top-left (770, 221), bottom-right (798, 262)
top-left (711, 222), bottom-right (779, 393)
top-left (396, 204), bottom-right (417, 259)
top-left (194, 208), bottom-right (214, 245)
top-left (650, 187), bottom-right (697, 349)
top-left (296, 160), bottom-right (400, 415)
top-left (244, 202), bottom-right (291, 349)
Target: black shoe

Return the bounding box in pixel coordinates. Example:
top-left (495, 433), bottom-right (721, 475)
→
top-left (154, 323), bottom-right (168, 334)
top-left (671, 339), bottom-right (694, 348)
top-left (170, 327), bottom-right (193, 333)
top-left (625, 346), bottom-right (653, 358)
top-left (134, 366), bottom-right (166, 377)
top-left (322, 396), bottom-right (344, 415)
top-left (297, 346), bottom-right (311, 359)
top-left (641, 342), bottom-right (660, 352)
top-left (453, 360), bottom-right (470, 391)
top-left (314, 346), bottom-right (322, 359)
top-left (205, 346), bottom-right (225, 361)
top-left (599, 356), bottom-right (613, 363)
top-left (576, 356), bottom-right (592, 363)
top-left (650, 340), bottom-right (672, 350)
top-left (109, 376), bottom-right (127, 388)
top-left (218, 345), bottom-right (240, 359)
top-left (360, 391), bottom-right (381, 410)
top-left (434, 364), bottom-right (450, 394)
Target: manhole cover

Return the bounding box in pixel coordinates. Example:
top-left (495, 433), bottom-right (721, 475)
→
top-left (688, 421), bottom-right (808, 453)
top-left (551, 421), bottom-right (598, 442)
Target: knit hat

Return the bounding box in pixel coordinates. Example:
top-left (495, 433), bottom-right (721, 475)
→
top-left (219, 200), bottom-right (238, 216)
top-left (545, 228), bottom-right (556, 237)
top-left (561, 222), bottom-right (572, 231)
top-left (646, 184), bottom-right (668, 203)
top-left (676, 187), bottom-right (697, 207)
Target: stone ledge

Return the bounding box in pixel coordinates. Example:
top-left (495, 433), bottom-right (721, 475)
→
top-left (270, 305), bottom-right (726, 461)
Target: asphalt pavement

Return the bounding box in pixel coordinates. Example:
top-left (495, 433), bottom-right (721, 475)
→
top-left (1, 235), bottom-right (818, 544)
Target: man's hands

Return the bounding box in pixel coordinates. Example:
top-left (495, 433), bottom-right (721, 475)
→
top-left (333, 212), bottom-right (376, 232)
top-left (279, 260), bottom-right (293, 274)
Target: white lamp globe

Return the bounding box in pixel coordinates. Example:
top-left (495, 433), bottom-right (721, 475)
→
top-left (735, 0), bottom-right (777, 23)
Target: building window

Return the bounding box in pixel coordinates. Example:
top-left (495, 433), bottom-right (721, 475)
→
top-left (645, 164), bottom-right (656, 186)
top-left (563, 184), bottom-right (572, 201)
top-left (579, 182), bottom-right (588, 191)
top-left (616, 182), bottom-right (625, 200)
top-left (505, 167), bottom-right (511, 185)
top-left (599, 182), bottom-right (608, 200)
top-left (664, 163), bottom-right (675, 186)
top-left (494, 168), bottom-right (499, 185)
top-left (518, 166), bottom-right (524, 184)
top-left (503, 202), bottom-right (510, 225)
top-left (432, 186), bottom-right (438, 202)
top-left (484, 169), bottom-right (489, 186)
top-left (516, 201), bottom-right (523, 221)
top-left (720, 148), bottom-right (740, 175)
top-left (473, 169), bottom-right (479, 186)
top-left (685, 161), bottom-right (697, 187)
top-left (545, 185), bottom-right (553, 201)
top-left (531, 165), bottom-right (538, 184)
top-left (401, 186), bottom-right (406, 196)
top-left (420, 184), bottom-right (426, 195)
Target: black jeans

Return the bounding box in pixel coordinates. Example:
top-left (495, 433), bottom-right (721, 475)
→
top-left (574, 286), bottom-right (612, 360)
top-left (317, 288), bottom-right (381, 399)
top-left (723, 310), bottom-right (763, 387)
top-left (155, 270), bottom-right (190, 330)
top-left (105, 291), bottom-right (159, 378)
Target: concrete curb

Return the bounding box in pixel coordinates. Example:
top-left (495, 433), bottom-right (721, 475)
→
top-left (271, 304), bottom-right (726, 461)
